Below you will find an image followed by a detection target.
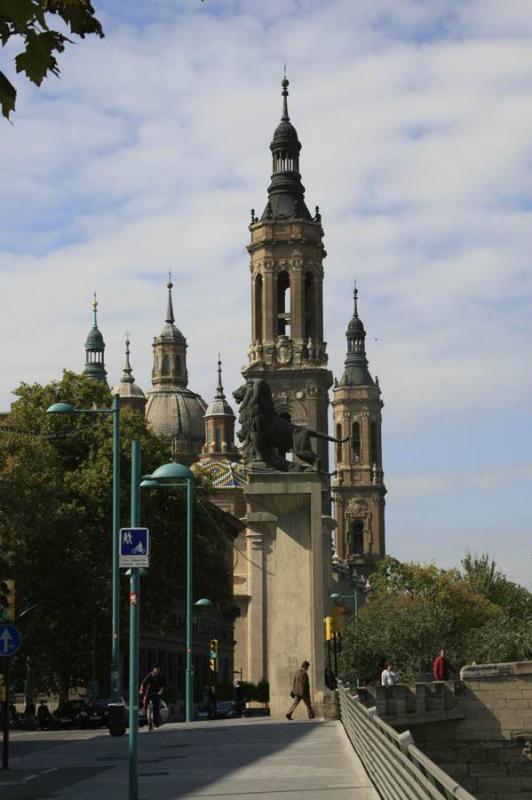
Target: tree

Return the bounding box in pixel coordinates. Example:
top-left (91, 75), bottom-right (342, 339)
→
top-left (0, 371), bottom-right (233, 696)
top-left (0, 0), bottom-right (104, 119)
top-left (338, 554), bottom-right (532, 684)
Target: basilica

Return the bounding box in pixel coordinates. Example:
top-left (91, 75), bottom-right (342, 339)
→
top-left (81, 77), bottom-right (387, 686)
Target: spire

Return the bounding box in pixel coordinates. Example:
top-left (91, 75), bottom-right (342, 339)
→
top-left (83, 293), bottom-right (107, 384)
top-left (204, 354), bottom-right (235, 418)
top-left (215, 353), bottom-right (226, 400)
top-left (339, 283), bottom-right (374, 387)
top-left (260, 75), bottom-right (312, 221)
top-left (121, 333), bottom-right (134, 384)
top-left (281, 75), bottom-right (290, 122)
top-left (166, 271), bottom-right (175, 324)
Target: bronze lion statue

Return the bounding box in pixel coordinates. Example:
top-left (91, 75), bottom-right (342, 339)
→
top-left (233, 378), bottom-right (346, 472)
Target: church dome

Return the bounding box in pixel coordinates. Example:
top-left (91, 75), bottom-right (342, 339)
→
top-left (145, 386), bottom-right (206, 443)
top-left (85, 326), bottom-right (104, 348)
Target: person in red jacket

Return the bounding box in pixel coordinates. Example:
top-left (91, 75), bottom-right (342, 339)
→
top-left (433, 649), bottom-right (456, 681)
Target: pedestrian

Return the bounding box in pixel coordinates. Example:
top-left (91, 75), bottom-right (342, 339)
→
top-left (37, 700), bottom-right (51, 730)
top-left (381, 661), bottom-right (399, 687)
top-left (433, 649), bottom-right (456, 681)
top-left (208, 686), bottom-right (217, 720)
top-left (286, 660), bottom-right (315, 720)
top-left (234, 680), bottom-right (246, 717)
top-left (140, 665), bottom-right (166, 729)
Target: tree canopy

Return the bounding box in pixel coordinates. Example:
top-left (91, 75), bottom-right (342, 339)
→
top-left (339, 555), bottom-right (532, 685)
top-left (0, 0), bottom-right (104, 119)
top-left (0, 371), bottom-right (233, 695)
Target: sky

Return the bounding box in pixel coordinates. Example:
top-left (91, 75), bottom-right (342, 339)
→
top-left (1, 0), bottom-right (532, 586)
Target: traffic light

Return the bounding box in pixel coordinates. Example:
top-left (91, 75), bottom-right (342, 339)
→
top-left (209, 638), bottom-right (218, 672)
top-left (0, 580), bottom-right (15, 622)
top-left (324, 616), bottom-right (333, 642)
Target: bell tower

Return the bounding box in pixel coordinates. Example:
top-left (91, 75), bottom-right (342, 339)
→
top-left (242, 77), bottom-right (333, 469)
top-left (331, 286), bottom-right (386, 573)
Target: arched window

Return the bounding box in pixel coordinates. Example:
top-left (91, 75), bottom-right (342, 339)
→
top-left (336, 423), bottom-right (343, 464)
top-left (304, 271), bottom-right (313, 340)
top-left (352, 422), bottom-right (361, 463)
top-left (349, 519), bottom-right (364, 556)
top-left (254, 274), bottom-right (263, 342)
top-left (162, 354), bottom-right (169, 374)
top-left (174, 355), bottom-right (181, 374)
top-left (370, 422), bottom-right (378, 465)
top-left (215, 427), bottom-right (222, 451)
top-left (277, 271), bottom-right (291, 337)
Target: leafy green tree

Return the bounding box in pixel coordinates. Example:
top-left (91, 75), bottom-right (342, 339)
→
top-left (0, 371), bottom-right (233, 697)
top-left (0, 0), bottom-right (104, 119)
top-left (337, 555), bottom-right (532, 684)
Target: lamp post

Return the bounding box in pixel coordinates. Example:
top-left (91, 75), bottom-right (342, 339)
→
top-left (140, 461), bottom-right (195, 722)
top-left (47, 396), bottom-right (122, 707)
top-left (330, 575), bottom-right (369, 617)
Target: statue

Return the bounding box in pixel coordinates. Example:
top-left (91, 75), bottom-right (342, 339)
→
top-left (233, 378), bottom-right (347, 472)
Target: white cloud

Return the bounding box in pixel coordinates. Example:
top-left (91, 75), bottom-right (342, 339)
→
top-left (1, 0), bottom-right (532, 582)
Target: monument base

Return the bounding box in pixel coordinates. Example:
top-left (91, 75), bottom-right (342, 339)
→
top-left (243, 470), bottom-right (332, 719)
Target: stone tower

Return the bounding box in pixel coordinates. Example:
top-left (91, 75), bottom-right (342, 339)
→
top-left (201, 356), bottom-right (239, 461)
top-left (113, 335), bottom-right (146, 414)
top-left (331, 286), bottom-right (386, 573)
top-left (145, 278), bottom-right (206, 464)
top-left (242, 77), bottom-right (333, 470)
top-left (83, 293), bottom-right (108, 385)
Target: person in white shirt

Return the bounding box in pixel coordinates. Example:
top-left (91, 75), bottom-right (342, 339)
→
top-left (381, 662), bottom-right (399, 687)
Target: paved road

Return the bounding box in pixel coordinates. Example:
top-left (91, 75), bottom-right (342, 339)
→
top-left (2, 718), bottom-right (379, 799)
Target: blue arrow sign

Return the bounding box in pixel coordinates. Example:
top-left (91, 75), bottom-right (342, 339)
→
top-left (0, 623), bottom-right (23, 657)
top-left (119, 527), bottom-right (150, 568)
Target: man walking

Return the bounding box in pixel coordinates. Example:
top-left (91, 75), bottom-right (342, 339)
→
top-left (140, 665), bottom-right (166, 729)
top-left (286, 661), bottom-right (315, 720)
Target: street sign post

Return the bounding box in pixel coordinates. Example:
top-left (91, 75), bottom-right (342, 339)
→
top-left (0, 624), bottom-right (22, 658)
top-left (119, 528), bottom-right (150, 569)
top-left (0, 624), bottom-right (21, 770)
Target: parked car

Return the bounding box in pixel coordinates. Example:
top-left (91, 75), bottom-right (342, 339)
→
top-left (138, 698), bottom-right (169, 727)
top-left (51, 700), bottom-right (91, 729)
top-left (215, 701), bottom-right (236, 719)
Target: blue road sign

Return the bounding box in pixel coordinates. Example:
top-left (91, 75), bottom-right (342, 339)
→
top-left (119, 527), bottom-right (150, 568)
top-left (0, 623), bottom-right (23, 657)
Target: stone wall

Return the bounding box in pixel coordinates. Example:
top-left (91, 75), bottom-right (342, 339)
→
top-left (411, 662), bottom-right (532, 799)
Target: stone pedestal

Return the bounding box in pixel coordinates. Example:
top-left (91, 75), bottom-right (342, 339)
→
top-left (243, 470), bottom-right (332, 718)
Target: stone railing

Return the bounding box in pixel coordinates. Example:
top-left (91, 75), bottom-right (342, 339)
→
top-left (357, 681), bottom-right (466, 726)
top-left (337, 681), bottom-right (477, 800)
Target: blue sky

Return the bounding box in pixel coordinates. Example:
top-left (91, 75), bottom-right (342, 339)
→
top-left (1, 0), bottom-right (532, 585)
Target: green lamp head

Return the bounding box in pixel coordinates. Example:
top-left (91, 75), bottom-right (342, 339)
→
top-left (46, 402), bottom-right (76, 414)
top-left (140, 479), bottom-right (160, 488)
top-left (151, 462), bottom-right (194, 481)
top-left (330, 593), bottom-right (341, 601)
top-left (194, 598), bottom-right (213, 607)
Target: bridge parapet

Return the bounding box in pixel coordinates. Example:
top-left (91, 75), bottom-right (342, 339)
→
top-left (337, 681), bottom-right (477, 799)
top-left (357, 681), bottom-right (466, 726)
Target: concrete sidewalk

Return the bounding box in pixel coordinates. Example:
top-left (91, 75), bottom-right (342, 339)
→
top-left (4, 717), bottom-right (379, 799)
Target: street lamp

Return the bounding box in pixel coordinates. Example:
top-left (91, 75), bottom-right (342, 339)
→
top-left (141, 461), bottom-right (196, 722)
top-left (331, 575), bottom-right (368, 617)
top-left (47, 395), bottom-right (122, 708)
